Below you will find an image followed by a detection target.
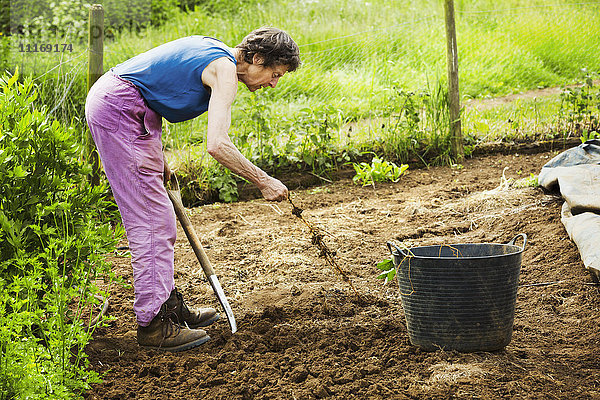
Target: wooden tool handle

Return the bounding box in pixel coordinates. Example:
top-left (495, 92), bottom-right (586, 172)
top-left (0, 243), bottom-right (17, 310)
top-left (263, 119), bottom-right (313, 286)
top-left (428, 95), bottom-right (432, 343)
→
top-left (166, 176), bottom-right (216, 277)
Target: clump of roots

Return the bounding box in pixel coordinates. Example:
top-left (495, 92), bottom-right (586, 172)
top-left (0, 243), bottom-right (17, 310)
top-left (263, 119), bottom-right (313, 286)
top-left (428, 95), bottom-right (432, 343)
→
top-left (289, 196), bottom-right (363, 302)
top-left (291, 205), bottom-right (304, 218)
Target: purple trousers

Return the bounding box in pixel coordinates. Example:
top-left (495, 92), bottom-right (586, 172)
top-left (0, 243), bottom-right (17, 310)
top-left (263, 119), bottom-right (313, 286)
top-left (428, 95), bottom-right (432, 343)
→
top-left (85, 72), bottom-right (176, 326)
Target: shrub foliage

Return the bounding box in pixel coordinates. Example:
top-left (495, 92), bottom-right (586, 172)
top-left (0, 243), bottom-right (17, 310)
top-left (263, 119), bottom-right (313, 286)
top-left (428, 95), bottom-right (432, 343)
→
top-left (0, 70), bottom-right (122, 399)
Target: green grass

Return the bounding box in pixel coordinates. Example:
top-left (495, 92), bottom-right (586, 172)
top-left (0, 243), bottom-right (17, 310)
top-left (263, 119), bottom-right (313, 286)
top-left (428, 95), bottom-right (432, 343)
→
top-left (11, 0), bottom-right (599, 117)
top-left (105, 0), bottom-right (600, 131)
top-left (463, 94), bottom-right (564, 142)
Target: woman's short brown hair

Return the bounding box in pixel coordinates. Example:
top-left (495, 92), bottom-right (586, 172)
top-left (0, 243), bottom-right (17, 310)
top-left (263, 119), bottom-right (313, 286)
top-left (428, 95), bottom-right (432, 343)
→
top-left (236, 27), bottom-right (301, 72)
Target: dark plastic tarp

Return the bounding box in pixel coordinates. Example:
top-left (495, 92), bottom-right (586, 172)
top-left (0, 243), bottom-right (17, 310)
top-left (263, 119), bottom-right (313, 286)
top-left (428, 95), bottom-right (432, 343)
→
top-left (538, 139), bottom-right (600, 281)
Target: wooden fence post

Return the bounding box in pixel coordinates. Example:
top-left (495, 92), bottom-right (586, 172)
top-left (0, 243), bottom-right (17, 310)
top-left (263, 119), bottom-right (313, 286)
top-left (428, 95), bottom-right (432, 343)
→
top-left (87, 4), bottom-right (103, 186)
top-left (444, 0), bottom-right (464, 161)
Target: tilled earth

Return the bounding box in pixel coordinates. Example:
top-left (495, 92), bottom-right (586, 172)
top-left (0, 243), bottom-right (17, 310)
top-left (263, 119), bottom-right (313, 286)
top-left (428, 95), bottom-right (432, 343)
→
top-left (85, 150), bottom-right (600, 400)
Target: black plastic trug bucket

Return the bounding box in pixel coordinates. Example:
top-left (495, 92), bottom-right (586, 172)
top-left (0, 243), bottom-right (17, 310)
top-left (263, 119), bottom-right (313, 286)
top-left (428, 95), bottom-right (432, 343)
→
top-left (387, 234), bottom-right (527, 352)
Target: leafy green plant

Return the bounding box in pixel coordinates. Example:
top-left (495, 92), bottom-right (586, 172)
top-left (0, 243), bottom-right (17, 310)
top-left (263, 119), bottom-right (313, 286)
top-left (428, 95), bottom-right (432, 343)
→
top-left (352, 156), bottom-right (408, 187)
top-left (511, 173), bottom-right (539, 188)
top-left (292, 105), bottom-right (345, 174)
top-left (169, 146), bottom-right (240, 205)
top-left (7, 0), bottom-right (178, 40)
top-left (0, 69), bottom-right (122, 399)
top-left (559, 70), bottom-right (600, 140)
top-left (209, 169), bottom-right (239, 203)
top-left (237, 93), bottom-right (279, 170)
top-left (373, 80), bottom-right (455, 167)
top-left (580, 130), bottom-right (600, 143)
top-left (376, 258), bottom-right (396, 284)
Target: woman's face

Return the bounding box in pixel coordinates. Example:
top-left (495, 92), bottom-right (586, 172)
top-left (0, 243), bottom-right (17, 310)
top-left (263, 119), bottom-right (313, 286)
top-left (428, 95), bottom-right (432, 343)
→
top-left (241, 54), bottom-right (288, 92)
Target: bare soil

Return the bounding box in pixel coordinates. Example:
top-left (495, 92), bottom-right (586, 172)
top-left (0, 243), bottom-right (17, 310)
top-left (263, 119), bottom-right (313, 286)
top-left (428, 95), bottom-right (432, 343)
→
top-left (85, 150), bottom-right (600, 400)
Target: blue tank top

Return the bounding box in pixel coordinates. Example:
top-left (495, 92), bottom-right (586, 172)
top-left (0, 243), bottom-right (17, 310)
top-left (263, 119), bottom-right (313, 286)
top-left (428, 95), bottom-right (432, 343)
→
top-left (112, 36), bottom-right (237, 123)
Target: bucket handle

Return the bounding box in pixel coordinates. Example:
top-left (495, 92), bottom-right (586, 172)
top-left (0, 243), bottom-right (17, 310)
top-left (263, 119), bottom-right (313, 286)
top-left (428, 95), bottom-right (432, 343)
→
top-left (507, 233), bottom-right (527, 251)
top-left (387, 241), bottom-right (411, 258)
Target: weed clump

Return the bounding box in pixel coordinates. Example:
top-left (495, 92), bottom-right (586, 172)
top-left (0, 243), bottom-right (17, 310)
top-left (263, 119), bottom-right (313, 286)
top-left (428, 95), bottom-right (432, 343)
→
top-left (289, 196), bottom-right (363, 302)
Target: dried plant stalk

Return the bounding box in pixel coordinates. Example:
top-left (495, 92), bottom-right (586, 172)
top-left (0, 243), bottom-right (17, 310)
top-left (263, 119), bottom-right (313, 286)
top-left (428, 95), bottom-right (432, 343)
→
top-left (289, 197), bottom-right (363, 301)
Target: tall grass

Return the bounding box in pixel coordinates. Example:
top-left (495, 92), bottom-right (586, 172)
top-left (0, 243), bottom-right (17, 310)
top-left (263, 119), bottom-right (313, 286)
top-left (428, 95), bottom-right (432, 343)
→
top-left (4, 0), bottom-right (600, 201)
top-left (105, 0), bottom-right (600, 142)
top-left (10, 0), bottom-right (597, 122)
top-left (463, 95), bottom-right (563, 143)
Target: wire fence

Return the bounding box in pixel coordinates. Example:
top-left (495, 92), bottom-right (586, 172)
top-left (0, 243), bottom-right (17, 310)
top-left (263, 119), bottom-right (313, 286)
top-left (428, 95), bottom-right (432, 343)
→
top-left (274, 2), bottom-right (600, 104)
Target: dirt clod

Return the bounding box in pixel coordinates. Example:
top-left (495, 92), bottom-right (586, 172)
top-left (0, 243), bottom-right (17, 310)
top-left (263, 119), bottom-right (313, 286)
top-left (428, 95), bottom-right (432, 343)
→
top-left (289, 365), bottom-right (310, 383)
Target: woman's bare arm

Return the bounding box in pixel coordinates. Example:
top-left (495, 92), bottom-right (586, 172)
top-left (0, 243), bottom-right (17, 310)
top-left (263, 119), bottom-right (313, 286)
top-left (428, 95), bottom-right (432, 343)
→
top-left (201, 57), bottom-right (288, 201)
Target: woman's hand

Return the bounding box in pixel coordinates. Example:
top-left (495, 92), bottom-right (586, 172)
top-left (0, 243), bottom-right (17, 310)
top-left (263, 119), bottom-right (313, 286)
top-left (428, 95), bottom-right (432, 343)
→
top-left (259, 176), bottom-right (289, 202)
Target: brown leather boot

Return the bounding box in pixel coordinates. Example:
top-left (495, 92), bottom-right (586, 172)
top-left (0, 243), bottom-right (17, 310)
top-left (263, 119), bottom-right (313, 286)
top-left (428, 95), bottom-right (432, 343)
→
top-left (137, 306), bottom-right (210, 352)
top-left (165, 288), bottom-right (219, 329)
